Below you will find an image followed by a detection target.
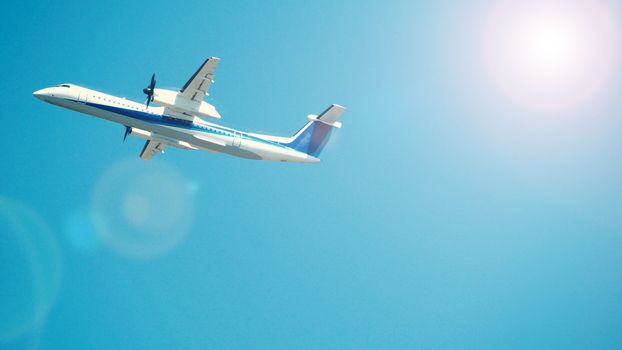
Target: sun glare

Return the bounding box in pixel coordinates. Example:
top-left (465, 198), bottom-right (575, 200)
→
top-left (484, 0), bottom-right (617, 110)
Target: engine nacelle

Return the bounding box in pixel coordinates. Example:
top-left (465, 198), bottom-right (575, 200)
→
top-left (153, 88), bottom-right (221, 119)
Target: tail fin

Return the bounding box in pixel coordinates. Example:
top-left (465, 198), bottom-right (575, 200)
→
top-left (286, 104), bottom-right (346, 157)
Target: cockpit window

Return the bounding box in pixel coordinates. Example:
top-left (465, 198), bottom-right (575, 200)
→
top-left (58, 84), bottom-right (70, 88)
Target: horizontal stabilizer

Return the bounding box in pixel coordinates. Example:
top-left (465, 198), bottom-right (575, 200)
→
top-left (308, 104), bottom-right (345, 128)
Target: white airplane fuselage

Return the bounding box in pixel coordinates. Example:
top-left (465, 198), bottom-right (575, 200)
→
top-left (33, 84), bottom-right (322, 163)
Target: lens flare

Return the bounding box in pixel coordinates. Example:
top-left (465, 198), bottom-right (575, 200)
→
top-left (91, 159), bottom-right (194, 259)
top-left (0, 197), bottom-right (62, 342)
top-left (484, 0), bottom-right (617, 110)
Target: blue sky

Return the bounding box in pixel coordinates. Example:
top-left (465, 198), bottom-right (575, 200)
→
top-left (2, 0), bottom-right (622, 348)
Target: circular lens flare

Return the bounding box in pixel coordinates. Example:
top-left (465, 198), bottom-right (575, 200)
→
top-left (92, 159), bottom-right (194, 259)
top-left (0, 197), bottom-right (62, 342)
top-left (484, 0), bottom-right (617, 110)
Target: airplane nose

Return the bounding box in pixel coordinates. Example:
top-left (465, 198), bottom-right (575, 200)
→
top-left (33, 88), bottom-right (49, 100)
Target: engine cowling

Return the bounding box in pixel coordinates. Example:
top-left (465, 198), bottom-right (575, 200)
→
top-left (152, 88), bottom-right (221, 119)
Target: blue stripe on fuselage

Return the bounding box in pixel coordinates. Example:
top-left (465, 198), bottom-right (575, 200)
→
top-left (80, 100), bottom-right (290, 149)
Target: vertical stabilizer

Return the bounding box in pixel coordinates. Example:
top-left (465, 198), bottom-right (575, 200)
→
top-left (284, 104), bottom-right (345, 157)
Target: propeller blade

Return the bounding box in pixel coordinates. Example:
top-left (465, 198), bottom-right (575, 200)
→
top-left (123, 126), bottom-right (130, 142)
top-left (143, 73), bottom-right (156, 107)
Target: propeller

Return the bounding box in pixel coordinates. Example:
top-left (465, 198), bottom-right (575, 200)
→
top-left (123, 126), bottom-right (131, 142)
top-left (142, 73), bottom-right (156, 107)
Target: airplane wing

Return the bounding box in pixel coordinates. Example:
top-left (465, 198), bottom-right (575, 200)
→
top-left (139, 139), bottom-right (166, 160)
top-left (178, 57), bottom-right (220, 103)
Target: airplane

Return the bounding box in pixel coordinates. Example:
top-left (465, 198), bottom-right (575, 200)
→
top-left (33, 57), bottom-right (345, 163)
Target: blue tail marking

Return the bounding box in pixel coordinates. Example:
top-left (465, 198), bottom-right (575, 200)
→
top-left (285, 121), bottom-right (334, 157)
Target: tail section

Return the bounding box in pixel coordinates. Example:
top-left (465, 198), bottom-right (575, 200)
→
top-left (286, 104), bottom-right (346, 157)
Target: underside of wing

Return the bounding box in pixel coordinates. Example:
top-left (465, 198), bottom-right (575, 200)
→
top-left (139, 139), bottom-right (166, 160)
top-left (178, 57), bottom-right (220, 103)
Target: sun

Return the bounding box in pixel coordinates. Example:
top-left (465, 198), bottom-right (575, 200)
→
top-left (484, 0), bottom-right (617, 110)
